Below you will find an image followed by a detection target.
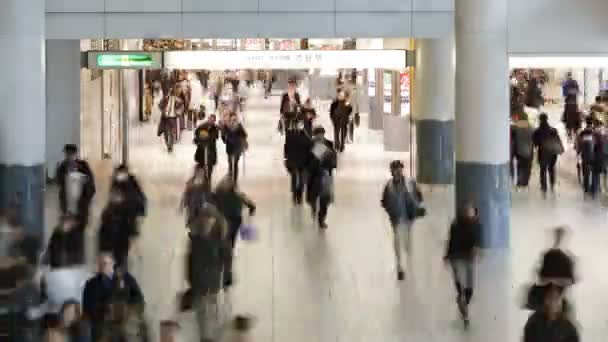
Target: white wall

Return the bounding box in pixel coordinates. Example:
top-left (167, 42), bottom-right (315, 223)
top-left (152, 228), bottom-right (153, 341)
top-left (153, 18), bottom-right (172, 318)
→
top-left (508, 0), bottom-right (608, 54)
top-left (45, 0), bottom-right (454, 39)
top-left (46, 39), bottom-right (81, 179)
top-left (45, 0), bottom-right (608, 53)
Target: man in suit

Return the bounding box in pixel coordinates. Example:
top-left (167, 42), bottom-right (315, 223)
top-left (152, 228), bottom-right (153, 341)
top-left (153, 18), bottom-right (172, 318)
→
top-left (306, 126), bottom-right (337, 229)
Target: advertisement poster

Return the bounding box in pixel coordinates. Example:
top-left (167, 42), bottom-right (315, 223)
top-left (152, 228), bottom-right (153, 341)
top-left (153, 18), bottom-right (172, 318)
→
top-left (400, 70), bottom-right (411, 115)
top-left (368, 68), bottom-right (376, 97)
top-left (244, 39), bottom-right (263, 51)
top-left (383, 71), bottom-right (392, 113)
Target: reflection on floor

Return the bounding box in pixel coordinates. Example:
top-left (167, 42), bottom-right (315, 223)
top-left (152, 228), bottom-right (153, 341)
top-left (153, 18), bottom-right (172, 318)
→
top-left (47, 88), bottom-right (608, 341)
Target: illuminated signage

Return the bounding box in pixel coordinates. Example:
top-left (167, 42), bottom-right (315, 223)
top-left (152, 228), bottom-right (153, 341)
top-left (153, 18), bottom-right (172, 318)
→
top-left (88, 52), bottom-right (162, 69)
top-left (163, 50), bottom-right (407, 70)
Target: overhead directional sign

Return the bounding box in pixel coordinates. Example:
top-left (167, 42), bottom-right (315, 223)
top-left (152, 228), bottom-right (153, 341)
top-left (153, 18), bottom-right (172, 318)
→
top-left (88, 51), bottom-right (162, 69)
top-left (163, 50), bottom-right (407, 70)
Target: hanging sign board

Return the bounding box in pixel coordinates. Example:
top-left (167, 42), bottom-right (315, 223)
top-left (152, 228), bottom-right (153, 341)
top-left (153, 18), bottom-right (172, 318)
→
top-left (88, 51), bottom-right (162, 69)
top-left (164, 50), bottom-right (407, 70)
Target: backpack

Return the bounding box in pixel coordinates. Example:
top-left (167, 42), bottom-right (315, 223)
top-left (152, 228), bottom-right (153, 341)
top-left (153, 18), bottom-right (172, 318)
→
top-left (579, 132), bottom-right (597, 162)
top-left (540, 131), bottom-right (563, 157)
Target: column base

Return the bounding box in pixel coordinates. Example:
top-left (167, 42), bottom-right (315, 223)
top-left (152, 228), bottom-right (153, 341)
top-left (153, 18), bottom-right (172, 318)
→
top-left (0, 164), bottom-right (45, 239)
top-left (416, 119), bottom-right (454, 184)
top-left (455, 161), bottom-right (510, 249)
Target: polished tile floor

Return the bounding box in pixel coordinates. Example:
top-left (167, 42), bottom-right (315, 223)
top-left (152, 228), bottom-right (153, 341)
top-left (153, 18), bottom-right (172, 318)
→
top-left (47, 88), bottom-right (608, 341)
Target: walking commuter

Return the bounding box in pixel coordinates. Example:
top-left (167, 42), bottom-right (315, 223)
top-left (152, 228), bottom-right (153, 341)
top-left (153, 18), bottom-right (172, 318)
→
top-left (0, 199), bottom-right (41, 264)
top-left (279, 80), bottom-right (301, 135)
top-left (511, 117), bottom-right (535, 189)
top-left (306, 126), bottom-right (337, 229)
top-left (98, 189), bottom-right (140, 269)
top-left (329, 91), bottom-right (353, 152)
top-left (185, 204), bottom-right (232, 341)
top-left (0, 261), bottom-right (41, 342)
top-left (56, 144), bottom-right (96, 227)
top-left (523, 284), bottom-right (579, 342)
top-left (214, 76), bottom-right (224, 110)
top-left (444, 203), bottom-right (481, 328)
top-left (221, 114), bottom-right (248, 183)
top-left (576, 117), bottom-right (602, 198)
top-left (381, 160), bottom-right (424, 281)
top-left (158, 87), bottom-right (184, 153)
top-left (194, 114), bottom-right (220, 181)
top-left (82, 254), bottom-right (144, 342)
top-left (525, 71), bottom-right (544, 109)
top-left (301, 98), bottom-right (317, 137)
top-left (533, 113), bottom-right (564, 196)
top-left (562, 72), bottom-right (579, 106)
top-left (110, 165), bottom-right (147, 225)
top-left (46, 214), bottom-right (84, 268)
top-left (562, 103), bottom-right (582, 141)
top-left (213, 176), bottom-right (256, 288)
top-left (538, 227), bottom-right (576, 289)
top-left (181, 164), bottom-right (213, 229)
top-left (347, 83), bottom-right (360, 143)
top-left (284, 115), bottom-right (313, 205)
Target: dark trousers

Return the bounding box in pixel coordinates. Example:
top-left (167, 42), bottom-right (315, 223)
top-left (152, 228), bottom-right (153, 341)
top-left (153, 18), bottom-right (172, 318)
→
top-left (516, 156), bottom-right (532, 187)
top-left (224, 216), bottom-right (242, 287)
top-left (228, 154), bottom-right (241, 183)
top-left (162, 117), bottom-right (177, 151)
top-left (539, 156), bottom-right (557, 192)
top-left (348, 121), bottom-right (355, 142)
top-left (333, 123), bottom-right (347, 152)
top-left (582, 162), bottom-right (601, 196)
top-left (288, 167), bottom-right (306, 203)
top-left (310, 195), bottom-right (331, 225)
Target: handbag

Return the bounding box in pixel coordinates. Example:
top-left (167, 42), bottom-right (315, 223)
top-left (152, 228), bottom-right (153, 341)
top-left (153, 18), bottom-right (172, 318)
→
top-left (523, 283), bottom-right (547, 311)
top-left (178, 288), bottom-right (193, 312)
top-left (239, 223), bottom-right (257, 241)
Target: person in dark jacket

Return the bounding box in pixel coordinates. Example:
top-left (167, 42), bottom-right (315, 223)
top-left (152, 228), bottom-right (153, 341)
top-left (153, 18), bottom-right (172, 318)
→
top-left (46, 214), bottom-right (84, 268)
top-left (185, 205), bottom-right (231, 341)
top-left (55, 144), bottom-right (96, 228)
top-left (221, 113), bottom-right (248, 184)
top-left (213, 176), bottom-right (256, 288)
top-left (523, 284), bottom-right (579, 342)
top-left (525, 72), bottom-right (544, 109)
top-left (97, 189), bottom-right (139, 269)
top-left (577, 117), bottom-right (602, 198)
top-left (533, 114), bottom-right (564, 196)
top-left (562, 103), bottom-right (582, 141)
top-left (301, 98), bottom-right (317, 137)
top-left (110, 165), bottom-right (147, 223)
top-left (329, 91), bottom-right (353, 153)
top-left (511, 118), bottom-right (535, 189)
top-left (284, 117), bottom-right (313, 205)
top-left (562, 72), bottom-right (579, 106)
top-left (306, 126), bottom-right (337, 229)
top-left (194, 114), bottom-right (220, 181)
top-left (82, 253), bottom-right (144, 342)
top-left (181, 164), bottom-right (213, 229)
top-left (381, 160), bottom-right (423, 281)
top-left (444, 203), bottom-right (481, 329)
top-left (279, 80), bottom-right (301, 135)
top-left (537, 227), bottom-right (576, 295)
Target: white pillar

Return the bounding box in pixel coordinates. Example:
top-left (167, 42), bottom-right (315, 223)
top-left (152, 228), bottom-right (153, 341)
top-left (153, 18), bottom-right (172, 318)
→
top-left (455, 0), bottom-right (510, 248)
top-left (0, 0), bottom-right (46, 237)
top-left (413, 37), bottom-right (455, 184)
top-left (46, 40), bottom-right (81, 180)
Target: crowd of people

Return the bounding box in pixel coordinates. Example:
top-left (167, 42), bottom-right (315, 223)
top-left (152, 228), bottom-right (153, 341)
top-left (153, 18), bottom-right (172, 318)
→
top-left (511, 69), bottom-right (608, 199)
top-left (0, 68), bottom-right (586, 342)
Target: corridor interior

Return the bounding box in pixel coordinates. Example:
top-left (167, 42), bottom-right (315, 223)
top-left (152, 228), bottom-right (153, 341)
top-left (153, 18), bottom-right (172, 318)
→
top-left (46, 85), bottom-right (608, 341)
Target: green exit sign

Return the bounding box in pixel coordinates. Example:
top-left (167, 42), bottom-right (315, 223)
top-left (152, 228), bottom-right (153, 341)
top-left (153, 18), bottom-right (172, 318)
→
top-left (88, 51), bottom-right (162, 69)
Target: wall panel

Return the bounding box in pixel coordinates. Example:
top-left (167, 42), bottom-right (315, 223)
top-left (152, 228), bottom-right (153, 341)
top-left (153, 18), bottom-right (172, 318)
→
top-left (182, 13), bottom-right (261, 38)
top-left (46, 0), bottom-right (104, 13)
top-left (336, 13), bottom-right (412, 38)
top-left (181, 0), bottom-right (259, 12)
top-left (336, 0), bottom-right (411, 12)
top-left (104, 0), bottom-right (181, 13)
top-left (104, 13), bottom-right (182, 38)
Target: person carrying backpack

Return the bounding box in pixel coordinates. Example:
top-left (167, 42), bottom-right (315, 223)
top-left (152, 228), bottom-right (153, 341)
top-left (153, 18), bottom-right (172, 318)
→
top-left (533, 114), bottom-right (564, 197)
top-left (576, 117), bottom-right (602, 198)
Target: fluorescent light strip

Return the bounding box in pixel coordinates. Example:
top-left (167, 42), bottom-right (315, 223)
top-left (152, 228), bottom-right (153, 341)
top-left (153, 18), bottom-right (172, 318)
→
top-left (509, 56), bottom-right (608, 68)
top-left (164, 50), bottom-right (407, 70)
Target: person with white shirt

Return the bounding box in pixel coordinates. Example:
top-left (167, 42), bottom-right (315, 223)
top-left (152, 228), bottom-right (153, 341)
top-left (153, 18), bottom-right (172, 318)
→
top-left (55, 145), bottom-right (96, 228)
